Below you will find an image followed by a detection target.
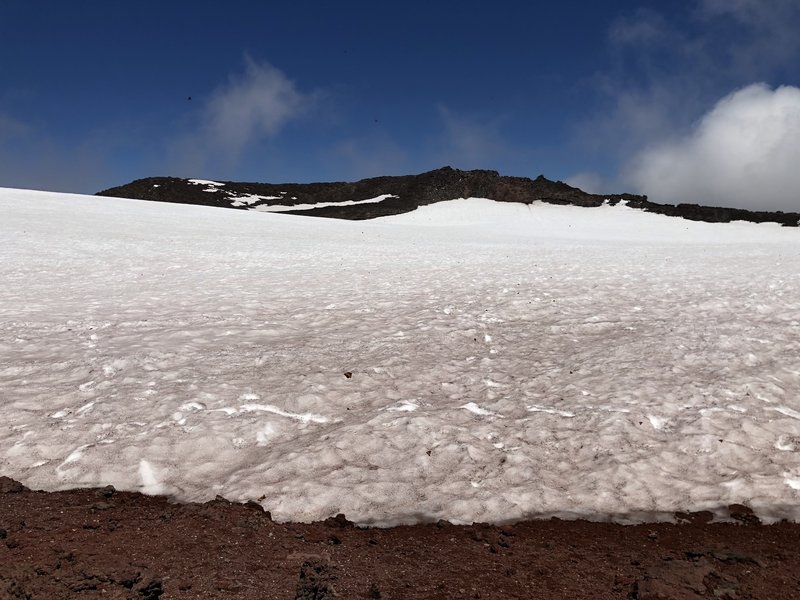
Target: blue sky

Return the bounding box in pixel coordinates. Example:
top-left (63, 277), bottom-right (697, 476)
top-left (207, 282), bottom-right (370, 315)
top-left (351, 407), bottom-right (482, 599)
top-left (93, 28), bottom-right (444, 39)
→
top-left (2, 1), bottom-right (800, 210)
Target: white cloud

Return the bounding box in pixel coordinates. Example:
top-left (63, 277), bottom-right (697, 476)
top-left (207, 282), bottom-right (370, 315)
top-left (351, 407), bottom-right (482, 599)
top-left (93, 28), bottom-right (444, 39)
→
top-left (575, 1), bottom-right (800, 208)
top-left (204, 58), bottom-right (315, 157)
top-left (575, 8), bottom-right (714, 161)
top-left (171, 59), bottom-right (319, 174)
top-left (625, 84), bottom-right (800, 210)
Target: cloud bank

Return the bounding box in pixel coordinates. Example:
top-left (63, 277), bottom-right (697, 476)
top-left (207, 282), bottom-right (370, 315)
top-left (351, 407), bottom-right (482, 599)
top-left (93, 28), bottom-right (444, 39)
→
top-left (571, 1), bottom-right (800, 210)
top-left (625, 84), bottom-right (800, 210)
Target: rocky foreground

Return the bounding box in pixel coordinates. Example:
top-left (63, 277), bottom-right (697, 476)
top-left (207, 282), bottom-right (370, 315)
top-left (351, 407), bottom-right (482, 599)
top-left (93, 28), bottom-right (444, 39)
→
top-left (2, 477), bottom-right (799, 599)
top-left (98, 167), bottom-right (799, 226)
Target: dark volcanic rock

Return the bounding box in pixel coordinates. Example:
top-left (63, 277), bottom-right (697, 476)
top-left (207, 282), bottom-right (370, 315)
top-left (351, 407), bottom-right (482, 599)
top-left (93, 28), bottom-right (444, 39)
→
top-left (624, 196), bottom-right (800, 227)
top-left (0, 477), bottom-right (28, 494)
top-left (295, 558), bottom-right (336, 599)
top-left (97, 167), bottom-right (628, 219)
top-left (97, 166), bottom-right (800, 226)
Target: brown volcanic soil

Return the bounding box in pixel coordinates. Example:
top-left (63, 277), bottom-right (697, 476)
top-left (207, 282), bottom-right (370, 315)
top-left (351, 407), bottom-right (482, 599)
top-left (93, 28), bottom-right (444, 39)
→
top-left (2, 478), bottom-right (799, 599)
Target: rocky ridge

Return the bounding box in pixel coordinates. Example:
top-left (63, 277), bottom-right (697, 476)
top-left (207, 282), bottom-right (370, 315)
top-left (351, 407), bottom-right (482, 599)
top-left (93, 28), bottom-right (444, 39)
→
top-left (98, 166), bottom-right (800, 226)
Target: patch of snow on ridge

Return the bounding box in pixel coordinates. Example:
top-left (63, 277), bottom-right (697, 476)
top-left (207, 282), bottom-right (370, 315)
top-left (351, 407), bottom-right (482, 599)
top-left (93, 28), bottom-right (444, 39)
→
top-left (1, 187), bottom-right (800, 526)
top-left (252, 194), bottom-right (398, 212)
top-left (230, 194), bottom-right (283, 207)
top-left (188, 179), bottom-right (224, 187)
top-left (188, 179), bottom-right (225, 193)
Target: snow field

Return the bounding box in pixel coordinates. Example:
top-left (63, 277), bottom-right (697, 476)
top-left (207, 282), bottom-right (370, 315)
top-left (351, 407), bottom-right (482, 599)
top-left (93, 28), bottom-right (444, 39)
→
top-left (1, 190), bottom-right (799, 525)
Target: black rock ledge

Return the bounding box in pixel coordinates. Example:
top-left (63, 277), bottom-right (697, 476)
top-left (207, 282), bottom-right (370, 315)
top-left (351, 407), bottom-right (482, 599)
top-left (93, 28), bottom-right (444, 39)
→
top-left (97, 167), bottom-right (799, 226)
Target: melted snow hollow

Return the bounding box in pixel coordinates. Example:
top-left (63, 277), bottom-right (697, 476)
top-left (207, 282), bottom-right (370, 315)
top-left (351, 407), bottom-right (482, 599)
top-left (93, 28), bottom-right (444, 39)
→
top-left (1, 190), bottom-right (799, 526)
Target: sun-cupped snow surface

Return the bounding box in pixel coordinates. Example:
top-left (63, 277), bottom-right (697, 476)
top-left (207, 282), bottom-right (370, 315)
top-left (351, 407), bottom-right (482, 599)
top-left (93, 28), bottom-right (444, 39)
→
top-left (1, 190), bottom-right (799, 526)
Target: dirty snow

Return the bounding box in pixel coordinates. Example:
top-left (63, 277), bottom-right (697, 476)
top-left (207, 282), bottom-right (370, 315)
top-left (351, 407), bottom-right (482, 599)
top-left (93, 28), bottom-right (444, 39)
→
top-left (1, 190), bottom-right (799, 526)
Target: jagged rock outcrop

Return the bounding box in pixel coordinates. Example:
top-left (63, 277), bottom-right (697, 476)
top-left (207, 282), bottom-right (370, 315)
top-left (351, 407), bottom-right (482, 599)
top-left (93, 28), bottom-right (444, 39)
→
top-left (97, 166), bottom-right (799, 226)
